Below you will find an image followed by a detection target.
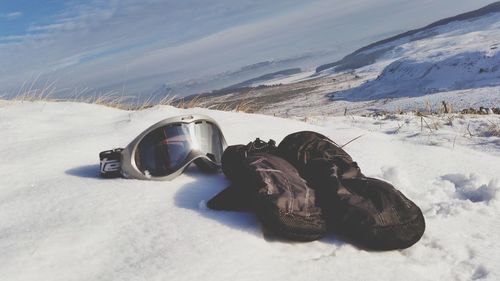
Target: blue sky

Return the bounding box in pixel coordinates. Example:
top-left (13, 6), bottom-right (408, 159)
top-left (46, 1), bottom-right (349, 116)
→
top-left (1, 0), bottom-right (498, 97)
top-left (1, 1), bottom-right (65, 37)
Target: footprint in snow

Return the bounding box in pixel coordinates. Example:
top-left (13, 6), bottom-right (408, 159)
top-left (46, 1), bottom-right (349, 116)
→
top-left (440, 173), bottom-right (498, 203)
top-left (471, 265), bottom-right (489, 280)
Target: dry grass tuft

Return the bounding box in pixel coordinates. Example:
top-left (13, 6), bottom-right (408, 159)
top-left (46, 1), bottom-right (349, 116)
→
top-left (4, 78), bottom-right (258, 114)
top-left (205, 99), bottom-right (256, 113)
top-left (233, 99), bottom-right (255, 112)
top-left (174, 94), bottom-right (205, 109)
top-left (4, 76), bottom-right (182, 111)
top-left (480, 120), bottom-right (500, 137)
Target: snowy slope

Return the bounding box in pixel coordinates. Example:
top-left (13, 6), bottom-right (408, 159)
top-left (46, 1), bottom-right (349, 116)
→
top-left (1, 101), bottom-right (499, 281)
top-left (184, 6), bottom-right (500, 117)
top-left (326, 7), bottom-right (500, 102)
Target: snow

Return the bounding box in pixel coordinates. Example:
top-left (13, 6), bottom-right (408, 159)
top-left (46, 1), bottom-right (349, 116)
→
top-left (333, 12), bottom-right (500, 102)
top-left (1, 101), bottom-right (499, 281)
top-left (244, 11), bottom-right (500, 117)
top-left (254, 70), bottom-right (316, 87)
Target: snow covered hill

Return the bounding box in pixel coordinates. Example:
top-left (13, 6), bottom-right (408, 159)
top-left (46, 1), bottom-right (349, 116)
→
top-left (327, 6), bottom-right (500, 113)
top-left (324, 4), bottom-right (500, 102)
top-left (1, 101), bottom-right (499, 281)
top-left (191, 4), bottom-right (500, 116)
top-left (316, 2), bottom-right (500, 73)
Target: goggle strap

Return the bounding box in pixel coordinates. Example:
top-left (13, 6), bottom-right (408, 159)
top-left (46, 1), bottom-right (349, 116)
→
top-left (99, 148), bottom-right (124, 178)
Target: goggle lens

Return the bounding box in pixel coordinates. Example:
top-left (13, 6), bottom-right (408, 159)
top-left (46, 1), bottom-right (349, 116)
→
top-left (134, 121), bottom-right (224, 177)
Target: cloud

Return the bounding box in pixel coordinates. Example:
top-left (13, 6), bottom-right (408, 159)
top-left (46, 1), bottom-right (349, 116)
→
top-left (0, 33), bottom-right (51, 45)
top-left (0, 0), bottom-right (305, 88)
top-left (2, 12), bottom-right (23, 20)
top-left (27, 1), bottom-right (116, 34)
top-left (28, 21), bottom-right (84, 32)
top-left (0, 0), bottom-right (498, 97)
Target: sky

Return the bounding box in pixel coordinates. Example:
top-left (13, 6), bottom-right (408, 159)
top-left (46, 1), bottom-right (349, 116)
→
top-left (1, 0), bottom-right (498, 98)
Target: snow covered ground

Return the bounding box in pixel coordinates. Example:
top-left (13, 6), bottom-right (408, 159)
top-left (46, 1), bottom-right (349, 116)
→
top-left (1, 101), bottom-right (499, 281)
top-left (262, 82), bottom-right (500, 117)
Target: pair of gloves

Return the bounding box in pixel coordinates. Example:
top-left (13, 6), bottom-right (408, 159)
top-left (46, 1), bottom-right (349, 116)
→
top-left (207, 131), bottom-right (425, 250)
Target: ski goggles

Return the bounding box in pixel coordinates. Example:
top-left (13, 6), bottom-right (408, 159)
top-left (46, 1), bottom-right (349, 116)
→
top-left (99, 114), bottom-right (227, 180)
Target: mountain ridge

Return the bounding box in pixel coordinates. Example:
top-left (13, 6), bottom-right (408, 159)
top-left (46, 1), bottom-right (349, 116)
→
top-left (316, 1), bottom-right (500, 73)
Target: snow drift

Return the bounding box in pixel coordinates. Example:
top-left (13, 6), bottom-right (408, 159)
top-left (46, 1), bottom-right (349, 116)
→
top-left (0, 101), bottom-right (499, 281)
